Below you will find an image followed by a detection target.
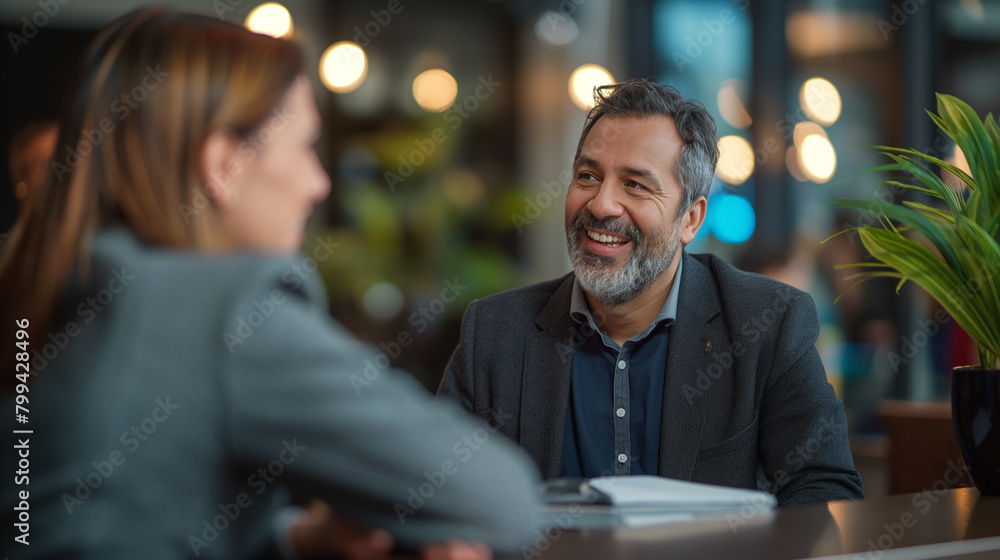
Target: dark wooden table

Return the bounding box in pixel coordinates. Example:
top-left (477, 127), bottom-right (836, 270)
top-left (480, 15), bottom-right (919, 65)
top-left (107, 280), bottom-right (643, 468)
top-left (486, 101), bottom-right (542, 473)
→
top-left (515, 488), bottom-right (1000, 560)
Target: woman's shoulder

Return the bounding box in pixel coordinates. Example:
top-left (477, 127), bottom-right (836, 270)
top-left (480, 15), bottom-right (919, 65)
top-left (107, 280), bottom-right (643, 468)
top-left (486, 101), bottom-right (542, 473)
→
top-left (86, 228), bottom-right (327, 319)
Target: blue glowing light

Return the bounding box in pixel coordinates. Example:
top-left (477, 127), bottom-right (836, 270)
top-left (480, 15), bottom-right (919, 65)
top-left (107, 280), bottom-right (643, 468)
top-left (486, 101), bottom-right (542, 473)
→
top-left (710, 193), bottom-right (755, 244)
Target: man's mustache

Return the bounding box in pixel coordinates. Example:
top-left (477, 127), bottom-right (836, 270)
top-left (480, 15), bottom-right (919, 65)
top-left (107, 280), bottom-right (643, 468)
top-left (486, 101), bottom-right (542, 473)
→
top-left (571, 209), bottom-right (643, 244)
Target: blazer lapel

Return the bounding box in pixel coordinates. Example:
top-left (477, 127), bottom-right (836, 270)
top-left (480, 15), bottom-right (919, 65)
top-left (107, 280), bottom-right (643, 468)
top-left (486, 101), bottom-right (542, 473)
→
top-left (658, 253), bottom-right (726, 479)
top-left (519, 274), bottom-right (576, 480)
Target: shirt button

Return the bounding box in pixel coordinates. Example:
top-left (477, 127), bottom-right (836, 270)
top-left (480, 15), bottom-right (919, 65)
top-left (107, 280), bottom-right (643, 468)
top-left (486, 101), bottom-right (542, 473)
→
top-left (617, 453), bottom-right (628, 464)
top-left (616, 407), bottom-right (626, 418)
top-left (617, 360), bottom-right (627, 369)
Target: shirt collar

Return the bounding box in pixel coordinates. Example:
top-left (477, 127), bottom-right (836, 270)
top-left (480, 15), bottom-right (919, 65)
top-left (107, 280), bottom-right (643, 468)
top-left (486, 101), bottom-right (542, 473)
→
top-left (570, 254), bottom-right (683, 330)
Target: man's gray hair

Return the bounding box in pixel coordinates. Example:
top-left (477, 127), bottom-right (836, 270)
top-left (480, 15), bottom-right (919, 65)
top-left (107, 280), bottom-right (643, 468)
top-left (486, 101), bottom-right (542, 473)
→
top-left (574, 79), bottom-right (719, 214)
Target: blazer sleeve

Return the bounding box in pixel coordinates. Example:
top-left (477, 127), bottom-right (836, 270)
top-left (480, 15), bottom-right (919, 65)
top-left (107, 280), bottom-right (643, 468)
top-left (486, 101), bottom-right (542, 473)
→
top-left (219, 273), bottom-right (540, 553)
top-left (437, 300), bottom-right (478, 414)
top-left (758, 290), bottom-right (865, 505)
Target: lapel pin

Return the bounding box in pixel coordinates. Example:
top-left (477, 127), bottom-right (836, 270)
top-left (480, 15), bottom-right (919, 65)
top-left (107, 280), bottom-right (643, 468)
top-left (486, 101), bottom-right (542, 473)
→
top-left (701, 336), bottom-right (712, 354)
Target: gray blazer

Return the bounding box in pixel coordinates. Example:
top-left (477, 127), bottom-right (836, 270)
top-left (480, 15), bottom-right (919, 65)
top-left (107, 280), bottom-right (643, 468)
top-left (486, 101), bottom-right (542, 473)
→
top-left (439, 252), bottom-right (864, 506)
top-left (2, 229), bottom-right (540, 559)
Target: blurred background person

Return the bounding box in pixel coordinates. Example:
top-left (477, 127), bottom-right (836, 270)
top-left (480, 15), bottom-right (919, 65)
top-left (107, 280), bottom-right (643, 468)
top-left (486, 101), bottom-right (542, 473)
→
top-left (0, 8), bottom-right (539, 560)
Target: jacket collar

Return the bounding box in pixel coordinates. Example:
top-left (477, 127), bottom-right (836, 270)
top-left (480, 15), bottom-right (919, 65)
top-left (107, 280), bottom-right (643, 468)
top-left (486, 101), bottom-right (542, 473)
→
top-left (658, 252), bottom-right (726, 478)
top-left (519, 273), bottom-right (577, 478)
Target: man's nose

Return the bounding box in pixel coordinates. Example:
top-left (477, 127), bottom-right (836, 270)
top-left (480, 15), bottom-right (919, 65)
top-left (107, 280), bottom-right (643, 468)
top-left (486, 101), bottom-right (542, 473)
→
top-left (586, 180), bottom-right (625, 220)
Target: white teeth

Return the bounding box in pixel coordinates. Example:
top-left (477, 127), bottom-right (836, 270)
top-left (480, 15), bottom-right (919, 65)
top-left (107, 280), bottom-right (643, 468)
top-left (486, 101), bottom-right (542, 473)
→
top-left (587, 230), bottom-right (626, 244)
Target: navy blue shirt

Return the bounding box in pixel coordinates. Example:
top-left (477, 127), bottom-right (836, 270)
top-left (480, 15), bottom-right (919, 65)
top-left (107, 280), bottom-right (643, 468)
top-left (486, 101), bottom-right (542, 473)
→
top-left (561, 259), bottom-right (682, 477)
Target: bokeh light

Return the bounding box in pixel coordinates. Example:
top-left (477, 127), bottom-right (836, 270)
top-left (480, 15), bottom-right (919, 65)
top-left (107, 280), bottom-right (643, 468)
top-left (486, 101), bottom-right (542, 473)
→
top-left (710, 193), bottom-right (756, 244)
top-left (717, 79), bottom-right (752, 129)
top-left (320, 42), bottom-right (368, 94)
top-left (535, 10), bottom-right (579, 47)
top-left (716, 135), bottom-right (755, 184)
top-left (244, 3), bottom-right (293, 38)
top-left (799, 135), bottom-right (837, 183)
top-left (799, 78), bottom-right (842, 126)
top-left (569, 64), bottom-right (614, 110)
top-left (362, 282), bottom-right (404, 321)
top-left (786, 146), bottom-right (807, 182)
top-left (793, 120), bottom-right (828, 147)
top-left (442, 169), bottom-right (487, 209)
top-left (413, 69), bottom-right (458, 112)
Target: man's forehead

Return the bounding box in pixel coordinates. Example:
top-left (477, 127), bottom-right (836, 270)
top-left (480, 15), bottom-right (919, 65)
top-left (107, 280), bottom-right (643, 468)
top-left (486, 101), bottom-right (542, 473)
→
top-left (587, 114), bottom-right (679, 140)
top-left (578, 115), bottom-right (682, 168)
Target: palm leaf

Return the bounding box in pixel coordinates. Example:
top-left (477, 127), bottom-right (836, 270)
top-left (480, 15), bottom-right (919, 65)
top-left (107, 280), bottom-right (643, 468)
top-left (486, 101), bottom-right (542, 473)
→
top-left (829, 198), bottom-right (963, 274)
top-left (901, 201), bottom-right (955, 225)
top-left (832, 93), bottom-right (1000, 368)
top-left (857, 228), bottom-right (1000, 356)
top-left (880, 153), bottom-right (968, 215)
top-left (935, 95), bottom-right (995, 185)
top-left (878, 146), bottom-right (976, 193)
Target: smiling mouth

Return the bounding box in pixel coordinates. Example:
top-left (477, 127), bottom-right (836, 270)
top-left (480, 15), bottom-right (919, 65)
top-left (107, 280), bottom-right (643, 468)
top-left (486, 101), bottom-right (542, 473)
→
top-left (586, 229), bottom-right (631, 248)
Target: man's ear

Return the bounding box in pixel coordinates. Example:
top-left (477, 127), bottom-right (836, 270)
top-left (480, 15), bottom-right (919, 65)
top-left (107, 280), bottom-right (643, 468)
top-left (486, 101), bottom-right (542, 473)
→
top-left (679, 196), bottom-right (707, 245)
top-left (199, 131), bottom-right (242, 210)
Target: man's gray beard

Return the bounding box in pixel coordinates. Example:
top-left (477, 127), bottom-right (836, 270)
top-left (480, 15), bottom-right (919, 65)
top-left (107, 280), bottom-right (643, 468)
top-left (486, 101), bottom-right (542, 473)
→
top-left (566, 215), bottom-right (680, 307)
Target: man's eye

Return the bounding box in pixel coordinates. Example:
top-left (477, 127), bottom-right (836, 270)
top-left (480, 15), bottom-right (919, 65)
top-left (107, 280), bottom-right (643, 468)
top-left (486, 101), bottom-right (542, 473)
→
top-left (578, 172), bottom-right (598, 181)
top-left (625, 180), bottom-right (645, 190)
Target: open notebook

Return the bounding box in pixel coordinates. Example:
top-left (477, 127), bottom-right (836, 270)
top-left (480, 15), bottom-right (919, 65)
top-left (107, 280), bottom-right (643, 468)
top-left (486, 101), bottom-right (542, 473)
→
top-left (540, 475), bottom-right (777, 528)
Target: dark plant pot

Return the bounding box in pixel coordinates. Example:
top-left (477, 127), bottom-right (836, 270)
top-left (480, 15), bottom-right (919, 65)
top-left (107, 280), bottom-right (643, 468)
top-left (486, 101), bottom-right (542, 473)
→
top-left (951, 366), bottom-right (1000, 495)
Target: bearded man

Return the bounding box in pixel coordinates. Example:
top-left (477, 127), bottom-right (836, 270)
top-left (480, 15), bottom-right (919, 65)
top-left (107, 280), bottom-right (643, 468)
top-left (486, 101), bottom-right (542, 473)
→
top-left (438, 79), bottom-right (863, 506)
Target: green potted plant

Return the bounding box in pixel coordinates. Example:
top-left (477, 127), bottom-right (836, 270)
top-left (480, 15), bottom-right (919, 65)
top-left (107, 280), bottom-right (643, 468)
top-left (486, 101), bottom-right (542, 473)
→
top-left (830, 93), bottom-right (1000, 495)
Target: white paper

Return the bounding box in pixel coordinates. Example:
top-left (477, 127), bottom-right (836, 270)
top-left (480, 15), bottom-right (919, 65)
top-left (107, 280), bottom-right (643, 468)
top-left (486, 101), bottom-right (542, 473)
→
top-left (588, 475), bottom-right (777, 511)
